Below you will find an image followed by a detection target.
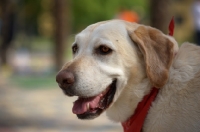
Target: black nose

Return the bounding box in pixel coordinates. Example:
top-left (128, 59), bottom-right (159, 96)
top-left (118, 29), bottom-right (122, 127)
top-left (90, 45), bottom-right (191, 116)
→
top-left (56, 70), bottom-right (75, 89)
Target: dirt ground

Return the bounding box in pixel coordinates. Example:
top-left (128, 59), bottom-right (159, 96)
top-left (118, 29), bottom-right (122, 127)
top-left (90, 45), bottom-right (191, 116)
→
top-left (0, 75), bottom-right (122, 132)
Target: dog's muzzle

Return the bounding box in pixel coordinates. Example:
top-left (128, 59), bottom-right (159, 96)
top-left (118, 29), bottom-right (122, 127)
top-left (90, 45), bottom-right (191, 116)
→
top-left (56, 70), bottom-right (117, 120)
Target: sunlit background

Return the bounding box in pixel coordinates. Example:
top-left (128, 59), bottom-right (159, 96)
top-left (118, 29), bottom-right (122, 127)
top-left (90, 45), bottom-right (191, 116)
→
top-left (0, 0), bottom-right (199, 132)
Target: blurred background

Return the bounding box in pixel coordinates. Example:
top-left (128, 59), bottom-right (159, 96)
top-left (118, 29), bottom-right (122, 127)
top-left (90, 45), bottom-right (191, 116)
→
top-left (0, 0), bottom-right (199, 132)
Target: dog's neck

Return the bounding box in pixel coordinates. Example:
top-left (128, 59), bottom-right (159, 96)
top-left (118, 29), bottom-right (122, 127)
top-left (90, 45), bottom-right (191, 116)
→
top-left (121, 87), bottom-right (159, 132)
top-left (106, 78), bottom-right (152, 122)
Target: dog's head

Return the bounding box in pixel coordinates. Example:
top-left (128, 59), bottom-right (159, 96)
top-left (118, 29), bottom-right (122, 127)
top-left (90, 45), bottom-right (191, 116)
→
top-left (56, 20), bottom-right (178, 121)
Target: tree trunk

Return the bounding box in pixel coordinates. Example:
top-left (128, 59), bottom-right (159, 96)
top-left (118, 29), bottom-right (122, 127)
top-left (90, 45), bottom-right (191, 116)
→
top-left (0, 0), bottom-right (14, 66)
top-left (150, 0), bottom-right (171, 33)
top-left (54, 0), bottom-right (68, 70)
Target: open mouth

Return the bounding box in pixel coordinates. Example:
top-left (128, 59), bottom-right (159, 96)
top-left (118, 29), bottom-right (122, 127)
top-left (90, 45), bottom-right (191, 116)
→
top-left (72, 79), bottom-right (117, 119)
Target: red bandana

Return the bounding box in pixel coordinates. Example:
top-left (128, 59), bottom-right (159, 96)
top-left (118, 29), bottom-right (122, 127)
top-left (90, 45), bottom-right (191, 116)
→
top-left (121, 87), bottom-right (159, 132)
top-left (169, 17), bottom-right (175, 36)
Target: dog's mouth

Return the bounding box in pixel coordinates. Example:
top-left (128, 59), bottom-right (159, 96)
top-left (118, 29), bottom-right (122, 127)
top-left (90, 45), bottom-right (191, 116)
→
top-left (72, 79), bottom-right (117, 120)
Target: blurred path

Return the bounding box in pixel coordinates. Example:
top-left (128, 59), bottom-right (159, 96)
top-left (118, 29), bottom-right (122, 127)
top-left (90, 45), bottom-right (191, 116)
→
top-left (0, 75), bottom-right (122, 132)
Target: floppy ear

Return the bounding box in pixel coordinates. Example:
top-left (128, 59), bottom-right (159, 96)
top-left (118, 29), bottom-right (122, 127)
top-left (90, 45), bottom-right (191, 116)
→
top-left (129, 26), bottom-right (175, 88)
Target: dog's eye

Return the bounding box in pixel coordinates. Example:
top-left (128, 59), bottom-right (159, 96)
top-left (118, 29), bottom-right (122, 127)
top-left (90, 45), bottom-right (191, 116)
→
top-left (98, 45), bottom-right (112, 55)
top-left (72, 44), bottom-right (78, 54)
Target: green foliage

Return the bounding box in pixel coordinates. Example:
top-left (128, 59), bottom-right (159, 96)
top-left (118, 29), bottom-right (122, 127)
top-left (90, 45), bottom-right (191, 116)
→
top-left (71, 0), bottom-right (148, 32)
top-left (14, 0), bottom-right (148, 35)
top-left (17, 0), bottom-right (42, 35)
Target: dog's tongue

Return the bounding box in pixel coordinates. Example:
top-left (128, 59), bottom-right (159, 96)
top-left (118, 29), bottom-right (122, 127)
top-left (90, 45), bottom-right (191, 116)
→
top-left (72, 95), bottom-right (101, 114)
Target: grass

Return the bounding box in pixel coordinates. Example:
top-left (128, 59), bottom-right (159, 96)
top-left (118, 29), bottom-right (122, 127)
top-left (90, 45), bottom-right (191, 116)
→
top-left (10, 74), bottom-right (58, 89)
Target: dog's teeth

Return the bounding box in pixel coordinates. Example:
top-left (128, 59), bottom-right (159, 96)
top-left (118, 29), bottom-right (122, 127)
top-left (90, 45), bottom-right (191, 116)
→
top-left (87, 103), bottom-right (90, 111)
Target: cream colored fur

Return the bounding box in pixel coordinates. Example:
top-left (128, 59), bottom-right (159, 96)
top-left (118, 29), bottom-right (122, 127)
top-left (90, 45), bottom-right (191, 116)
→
top-left (143, 43), bottom-right (200, 131)
top-left (61, 20), bottom-right (200, 131)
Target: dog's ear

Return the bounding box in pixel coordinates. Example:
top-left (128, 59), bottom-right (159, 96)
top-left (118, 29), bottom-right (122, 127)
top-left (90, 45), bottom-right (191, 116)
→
top-left (129, 26), bottom-right (175, 88)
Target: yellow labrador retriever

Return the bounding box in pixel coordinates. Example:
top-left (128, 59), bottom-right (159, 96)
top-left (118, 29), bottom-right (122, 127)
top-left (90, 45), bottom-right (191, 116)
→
top-left (56, 20), bottom-right (200, 132)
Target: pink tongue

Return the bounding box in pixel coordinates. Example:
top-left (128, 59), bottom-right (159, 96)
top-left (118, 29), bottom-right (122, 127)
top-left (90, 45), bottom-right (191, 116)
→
top-left (72, 95), bottom-right (101, 114)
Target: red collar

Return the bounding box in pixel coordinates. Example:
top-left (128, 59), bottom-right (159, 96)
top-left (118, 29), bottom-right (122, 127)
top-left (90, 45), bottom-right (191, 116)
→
top-left (121, 87), bottom-right (159, 132)
top-left (169, 16), bottom-right (175, 36)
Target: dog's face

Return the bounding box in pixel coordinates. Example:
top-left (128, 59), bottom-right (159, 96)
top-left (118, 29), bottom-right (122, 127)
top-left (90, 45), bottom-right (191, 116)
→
top-left (56, 20), bottom-right (178, 121)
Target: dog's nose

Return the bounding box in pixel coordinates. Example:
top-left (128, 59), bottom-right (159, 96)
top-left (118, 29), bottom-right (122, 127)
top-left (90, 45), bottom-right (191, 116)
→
top-left (56, 70), bottom-right (74, 89)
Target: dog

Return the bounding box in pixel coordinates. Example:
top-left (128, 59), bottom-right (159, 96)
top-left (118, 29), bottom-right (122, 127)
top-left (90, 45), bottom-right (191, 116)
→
top-left (56, 20), bottom-right (200, 132)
